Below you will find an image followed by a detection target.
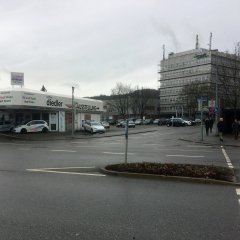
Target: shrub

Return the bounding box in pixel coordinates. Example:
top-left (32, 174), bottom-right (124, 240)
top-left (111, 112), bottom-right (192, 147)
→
top-left (106, 163), bottom-right (234, 182)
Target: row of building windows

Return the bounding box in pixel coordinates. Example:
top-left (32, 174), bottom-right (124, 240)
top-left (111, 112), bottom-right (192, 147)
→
top-left (161, 65), bottom-right (211, 79)
top-left (160, 75), bottom-right (209, 88)
top-left (161, 57), bottom-right (210, 71)
top-left (160, 106), bottom-right (180, 111)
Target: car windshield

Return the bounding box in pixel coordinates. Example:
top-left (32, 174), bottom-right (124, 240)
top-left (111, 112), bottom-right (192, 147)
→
top-left (91, 122), bottom-right (101, 126)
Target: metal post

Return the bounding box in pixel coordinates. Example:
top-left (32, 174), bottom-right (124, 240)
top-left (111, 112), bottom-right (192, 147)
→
top-left (72, 86), bottom-right (74, 137)
top-left (124, 119), bottom-right (129, 164)
top-left (215, 61), bottom-right (218, 136)
top-left (200, 100), bottom-right (203, 141)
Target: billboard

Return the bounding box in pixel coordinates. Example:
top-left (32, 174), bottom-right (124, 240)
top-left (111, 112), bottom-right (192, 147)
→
top-left (11, 72), bottom-right (24, 86)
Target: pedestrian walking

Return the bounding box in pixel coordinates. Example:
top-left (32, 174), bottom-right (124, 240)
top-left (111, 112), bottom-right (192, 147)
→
top-left (232, 119), bottom-right (239, 140)
top-left (204, 117), bottom-right (210, 136)
top-left (209, 117), bottom-right (214, 133)
top-left (217, 118), bottom-right (224, 141)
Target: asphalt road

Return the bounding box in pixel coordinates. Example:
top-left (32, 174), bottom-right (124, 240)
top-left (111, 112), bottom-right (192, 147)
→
top-left (0, 126), bottom-right (239, 239)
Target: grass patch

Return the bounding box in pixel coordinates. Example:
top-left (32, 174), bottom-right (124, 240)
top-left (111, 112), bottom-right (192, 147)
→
top-left (106, 162), bottom-right (234, 182)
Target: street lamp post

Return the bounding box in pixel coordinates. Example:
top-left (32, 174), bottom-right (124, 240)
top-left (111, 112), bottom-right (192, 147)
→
top-left (72, 86), bottom-right (75, 137)
top-left (215, 62), bottom-right (219, 136)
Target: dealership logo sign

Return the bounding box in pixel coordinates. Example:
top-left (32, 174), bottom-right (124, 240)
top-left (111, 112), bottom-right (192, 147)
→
top-left (46, 98), bottom-right (63, 107)
top-left (75, 103), bottom-right (99, 111)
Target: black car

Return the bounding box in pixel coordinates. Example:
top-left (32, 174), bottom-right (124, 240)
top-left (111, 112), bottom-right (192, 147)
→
top-left (158, 118), bottom-right (168, 126)
top-left (166, 118), bottom-right (186, 127)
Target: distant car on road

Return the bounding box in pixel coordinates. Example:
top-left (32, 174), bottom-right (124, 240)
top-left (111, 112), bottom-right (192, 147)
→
top-left (84, 121), bottom-right (106, 134)
top-left (13, 120), bottom-right (49, 133)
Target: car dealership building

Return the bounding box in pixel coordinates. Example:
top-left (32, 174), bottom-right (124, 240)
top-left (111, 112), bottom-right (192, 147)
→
top-left (0, 88), bottom-right (104, 132)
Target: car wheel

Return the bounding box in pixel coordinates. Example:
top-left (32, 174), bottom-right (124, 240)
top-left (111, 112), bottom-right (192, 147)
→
top-left (42, 127), bottom-right (48, 133)
top-left (91, 129), bottom-right (93, 134)
top-left (21, 128), bottom-right (27, 134)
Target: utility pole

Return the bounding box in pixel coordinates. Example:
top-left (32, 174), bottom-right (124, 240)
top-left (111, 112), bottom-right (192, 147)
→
top-left (72, 86), bottom-right (75, 137)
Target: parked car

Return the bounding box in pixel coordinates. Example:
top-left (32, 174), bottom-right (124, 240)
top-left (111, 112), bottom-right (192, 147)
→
top-left (143, 119), bottom-right (153, 125)
top-left (182, 118), bottom-right (192, 126)
top-left (134, 119), bottom-right (143, 125)
top-left (158, 118), bottom-right (168, 126)
top-left (122, 120), bottom-right (136, 128)
top-left (84, 121), bottom-right (106, 134)
top-left (101, 121), bottom-right (110, 129)
top-left (166, 118), bottom-right (186, 127)
top-left (108, 120), bottom-right (117, 126)
top-left (195, 118), bottom-right (202, 124)
top-left (0, 120), bottom-right (15, 132)
top-left (116, 121), bottom-right (125, 128)
top-left (153, 119), bottom-right (160, 124)
top-left (13, 120), bottom-right (49, 133)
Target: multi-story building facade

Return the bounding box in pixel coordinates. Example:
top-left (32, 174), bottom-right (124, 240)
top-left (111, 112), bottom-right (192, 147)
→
top-left (159, 48), bottom-right (240, 118)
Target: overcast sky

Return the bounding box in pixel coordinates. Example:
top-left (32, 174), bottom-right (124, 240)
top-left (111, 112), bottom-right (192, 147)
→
top-left (0, 0), bottom-right (239, 97)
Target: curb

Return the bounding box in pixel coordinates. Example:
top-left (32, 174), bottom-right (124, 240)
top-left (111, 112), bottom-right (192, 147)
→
top-left (100, 167), bottom-right (240, 186)
top-left (1, 129), bottom-right (157, 142)
top-left (179, 138), bottom-right (240, 148)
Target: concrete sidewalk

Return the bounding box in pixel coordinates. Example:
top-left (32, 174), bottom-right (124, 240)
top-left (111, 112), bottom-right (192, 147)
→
top-left (180, 130), bottom-right (240, 147)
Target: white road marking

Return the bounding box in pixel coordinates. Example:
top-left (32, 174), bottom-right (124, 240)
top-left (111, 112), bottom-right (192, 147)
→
top-left (39, 166), bottom-right (96, 170)
top-left (166, 155), bottom-right (204, 158)
top-left (236, 188), bottom-right (240, 196)
top-left (51, 150), bottom-right (77, 153)
top-left (221, 146), bottom-right (234, 169)
top-left (103, 151), bottom-right (135, 155)
top-left (27, 169), bottom-right (106, 177)
top-left (71, 142), bottom-right (86, 144)
top-left (26, 166), bottom-right (106, 177)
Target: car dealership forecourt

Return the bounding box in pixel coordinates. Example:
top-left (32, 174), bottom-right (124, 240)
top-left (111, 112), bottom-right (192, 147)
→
top-left (0, 88), bottom-right (103, 132)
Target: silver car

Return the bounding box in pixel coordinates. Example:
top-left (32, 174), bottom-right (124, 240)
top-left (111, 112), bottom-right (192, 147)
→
top-left (84, 121), bottom-right (106, 134)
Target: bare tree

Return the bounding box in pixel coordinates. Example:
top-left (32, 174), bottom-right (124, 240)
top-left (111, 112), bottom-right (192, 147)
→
top-left (214, 45), bottom-right (240, 118)
top-left (108, 83), bottom-right (132, 118)
top-left (180, 81), bottom-right (214, 117)
top-left (130, 87), bottom-right (159, 118)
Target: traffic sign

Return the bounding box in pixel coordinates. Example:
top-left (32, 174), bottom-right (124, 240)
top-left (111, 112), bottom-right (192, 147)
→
top-left (197, 97), bottom-right (208, 101)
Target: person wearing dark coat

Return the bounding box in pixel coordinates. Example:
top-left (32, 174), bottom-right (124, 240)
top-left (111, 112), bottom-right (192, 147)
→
top-left (232, 119), bottom-right (239, 140)
top-left (204, 117), bottom-right (210, 136)
top-left (209, 117), bottom-right (214, 133)
top-left (217, 118), bottom-right (224, 141)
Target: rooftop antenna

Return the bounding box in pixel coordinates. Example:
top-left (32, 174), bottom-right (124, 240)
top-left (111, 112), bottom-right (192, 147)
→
top-left (209, 32), bottom-right (212, 51)
top-left (195, 34), bottom-right (199, 49)
top-left (162, 44), bottom-right (165, 60)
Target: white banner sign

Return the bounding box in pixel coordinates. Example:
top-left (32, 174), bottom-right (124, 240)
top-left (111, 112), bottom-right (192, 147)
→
top-left (11, 72), bottom-right (24, 86)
